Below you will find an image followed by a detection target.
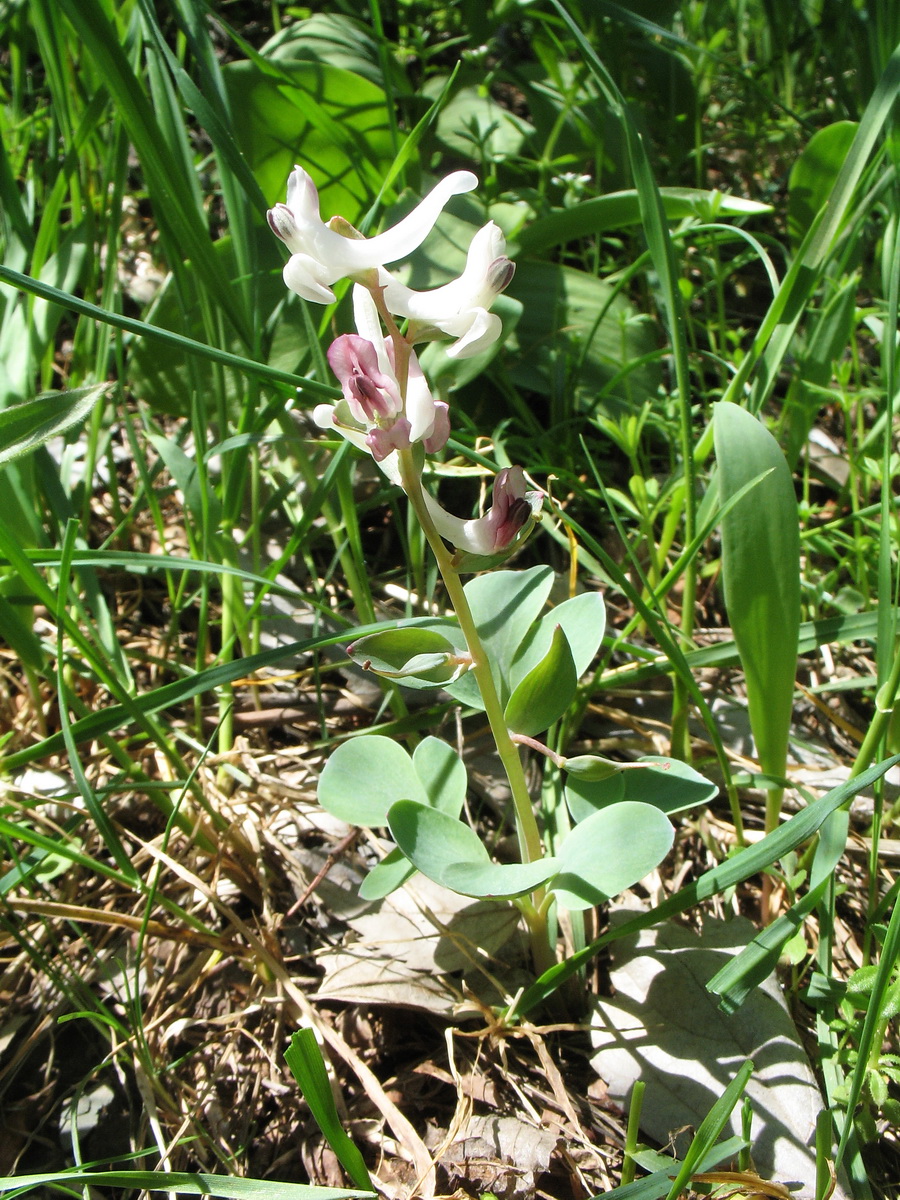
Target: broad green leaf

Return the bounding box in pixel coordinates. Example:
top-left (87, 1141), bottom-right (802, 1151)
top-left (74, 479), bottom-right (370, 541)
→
top-left (262, 13), bottom-right (397, 92)
top-left (224, 59), bottom-right (393, 208)
top-left (412, 737), bottom-right (467, 817)
top-left (510, 590), bottom-right (606, 689)
top-left (318, 736), bottom-right (426, 827)
top-left (551, 802), bottom-right (674, 911)
top-left (714, 403), bottom-right (800, 797)
top-left (348, 627), bottom-right (463, 686)
top-left (445, 565), bottom-right (554, 708)
top-left (567, 756), bottom-right (718, 821)
top-left (788, 121), bottom-right (859, 248)
top-left (388, 798), bottom-right (559, 900)
top-left (0, 384), bottom-right (108, 465)
top-left (506, 261), bottom-right (662, 411)
top-left (358, 847), bottom-right (416, 902)
top-left (429, 83), bottom-right (535, 162)
top-left (504, 624), bottom-right (577, 737)
top-left (518, 187), bottom-right (772, 256)
top-left (284, 1029), bottom-right (373, 1192)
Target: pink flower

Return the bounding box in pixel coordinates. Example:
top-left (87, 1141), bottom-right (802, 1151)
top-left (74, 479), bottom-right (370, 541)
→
top-left (314, 288), bottom-right (451, 481)
top-left (326, 335), bottom-right (401, 425)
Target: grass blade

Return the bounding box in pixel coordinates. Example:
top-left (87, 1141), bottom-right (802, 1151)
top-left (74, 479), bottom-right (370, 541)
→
top-left (284, 1029), bottom-right (374, 1192)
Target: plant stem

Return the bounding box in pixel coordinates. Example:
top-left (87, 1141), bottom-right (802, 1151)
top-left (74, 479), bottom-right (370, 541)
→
top-left (397, 447), bottom-right (556, 978)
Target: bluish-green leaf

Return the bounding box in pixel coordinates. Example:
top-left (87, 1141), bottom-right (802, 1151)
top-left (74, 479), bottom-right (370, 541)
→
top-left (358, 847), bottom-right (416, 902)
top-left (511, 590), bottom-right (606, 688)
top-left (318, 736), bottom-right (426, 827)
top-left (441, 856), bottom-right (561, 900)
top-left (504, 624), bottom-right (577, 737)
top-left (387, 800), bottom-right (559, 899)
top-left (348, 628), bottom-right (463, 686)
top-left (562, 755), bottom-right (624, 782)
top-left (551, 802), bottom-right (674, 911)
top-left (567, 756), bottom-right (718, 820)
top-left (445, 565), bottom-right (554, 708)
top-left (412, 737), bottom-right (467, 817)
top-left (566, 770), bottom-right (626, 823)
top-left (388, 798), bottom-right (488, 876)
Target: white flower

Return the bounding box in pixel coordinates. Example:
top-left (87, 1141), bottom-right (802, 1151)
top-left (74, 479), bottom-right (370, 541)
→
top-left (268, 165), bottom-right (478, 304)
top-left (377, 222), bottom-right (515, 358)
top-left (422, 467), bottom-right (542, 556)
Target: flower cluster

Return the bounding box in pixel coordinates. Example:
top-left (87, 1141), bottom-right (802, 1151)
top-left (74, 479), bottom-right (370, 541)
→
top-left (269, 164), bottom-right (538, 557)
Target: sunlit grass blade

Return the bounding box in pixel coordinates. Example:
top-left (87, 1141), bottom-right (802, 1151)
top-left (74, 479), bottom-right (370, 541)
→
top-left (0, 1171), bottom-right (373, 1200)
top-left (0, 264), bottom-right (339, 398)
top-left (284, 1029), bottom-right (374, 1193)
top-left (55, 0), bottom-right (251, 345)
top-left (835, 886), bottom-right (900, 1170)
top-left (707, 880), bottom-right (830, 1014)
top-left (547, 0), bottom-right (697, 755)
top-left (663, 1060), bottom-right (754, 1200)
top-left (0, 617), bottom-right (393, 773)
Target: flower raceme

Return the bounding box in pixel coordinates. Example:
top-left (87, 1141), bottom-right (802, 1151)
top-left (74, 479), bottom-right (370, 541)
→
top-left (273, 164), bottom-right (537, 543)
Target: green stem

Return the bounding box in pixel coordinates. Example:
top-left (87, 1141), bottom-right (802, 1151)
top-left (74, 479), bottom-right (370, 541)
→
top-left (397, 447), bottom-right (556, 979)
top-left (857, 643), bottom-right (900, 788)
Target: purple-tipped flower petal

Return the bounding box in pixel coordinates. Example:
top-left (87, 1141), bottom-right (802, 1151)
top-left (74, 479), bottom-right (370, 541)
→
top-left (378, 222), bottom-right (515, 358)
top-left (423, 466), bottom-right (541, 556)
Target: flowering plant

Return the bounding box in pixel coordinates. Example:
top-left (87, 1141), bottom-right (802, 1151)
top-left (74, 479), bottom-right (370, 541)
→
top-left (270, 165), bottom-right (715, 994)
